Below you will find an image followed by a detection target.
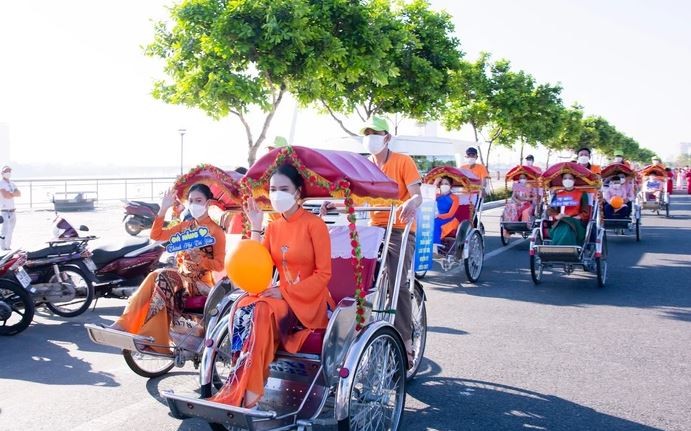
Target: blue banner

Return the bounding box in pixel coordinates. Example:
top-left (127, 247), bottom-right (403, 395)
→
top-left (414, 186), bottom-right (436, 272)
top-left (166, 226), bottom-right (216, 253)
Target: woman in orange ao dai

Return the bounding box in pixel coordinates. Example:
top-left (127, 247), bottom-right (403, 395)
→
top-left (211, 164), bottom-right (334, 408)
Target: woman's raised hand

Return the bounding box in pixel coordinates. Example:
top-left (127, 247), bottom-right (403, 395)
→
top-left (243, 197), bottom-right (263, 230)
top-left (160, 188), bottom-right (177, 212)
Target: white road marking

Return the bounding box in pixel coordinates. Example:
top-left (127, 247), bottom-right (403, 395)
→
top-left (485, 237), bottom-right (526, 261)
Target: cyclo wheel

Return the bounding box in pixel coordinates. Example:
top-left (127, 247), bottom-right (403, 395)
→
top-left (45, 266), bottom-right (95, 317)
top-left (463, 230), bottom-right (484, 283)
top-left (338, 326), bottom-right (406, 431)
top-left (406, 281), bottom-right (427, 381)
top-left (665, 202), bottom-right (670, 218)
top-left (0, 280), bottom-right (35, 336)
top-left (500, 225), bottom-right (509, 246)
top-left (596, 233), bottom-right (608, 288)
top-left (635, 218), bottom-right (641, 242)
top-left (123, 348), bottom-right (175, 378)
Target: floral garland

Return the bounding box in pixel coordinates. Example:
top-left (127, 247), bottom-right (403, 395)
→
top-left (242, 146), bottom-right (368, 331)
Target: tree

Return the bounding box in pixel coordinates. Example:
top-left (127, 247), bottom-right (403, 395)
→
top-left (146, 0), bottom-right (347, 164)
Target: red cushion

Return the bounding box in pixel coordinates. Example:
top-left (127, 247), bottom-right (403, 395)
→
top-left (183, 295), bottom-right (206, 310)
top-left (298, 329), bottom-right (325, 355)
top-left (454, 204), bottom-right (471, 223)
top-left (327, 258), bottom-right (377, 304)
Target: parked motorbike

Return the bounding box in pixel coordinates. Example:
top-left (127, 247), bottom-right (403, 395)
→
top-left (22, 217), bottom-right (98, 317)
top-left (123, 200), bottom-right (160, 236)
top-left (0, 250), bottom-right (35, 335)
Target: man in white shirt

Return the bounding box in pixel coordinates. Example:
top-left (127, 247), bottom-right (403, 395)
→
top-left (0, 166), bottom-right (21, 250)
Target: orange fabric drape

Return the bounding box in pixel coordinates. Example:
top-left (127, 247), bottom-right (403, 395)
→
top-left (439, 194), bottom-right (460, 239)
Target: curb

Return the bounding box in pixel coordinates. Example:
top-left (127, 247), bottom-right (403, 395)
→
top-left (481, 200), bottom-right (505, 211)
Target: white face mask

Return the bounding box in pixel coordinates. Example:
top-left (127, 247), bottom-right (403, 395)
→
top-left (188, 203), bottom-right (207, 220)
top-left (519, 178), bottom-right (527, 185)
top-left (563, 178), bottom-right (575, 189)
top-left (440, 184), bottom-right (451, 194)
top-left (465, 157), bottom-right (477, 165)
top-left (526, 160), bottom-right (534, 166)
top-left (269, 190), bottom-right (297, 213)
top-left (614, 157), bottom-right (623, 163)
top-left (611, 183), bottom-right (621, 189)
top-left (362, 134), bottom-right (387, 155)
top-left (577, 155), bottom-right (590, 165)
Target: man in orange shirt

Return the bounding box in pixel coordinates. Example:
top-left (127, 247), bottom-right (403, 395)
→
top-left (461, 147), bottom-right (489, 192)
top-left (361, 116), bottom-right (422, 366)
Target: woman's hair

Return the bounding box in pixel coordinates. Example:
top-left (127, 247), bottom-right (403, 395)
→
top-left (275, 163), bottom-right (304, 195)
top-left (440, 176), bottom-right (453, 185)
top-left (188, 183), bottom-right (214, 200)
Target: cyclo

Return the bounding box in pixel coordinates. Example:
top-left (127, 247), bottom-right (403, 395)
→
top-left (163, 146), bottom-right (427, 430)
top-left (637, 164), bottom-right (670, 217)
top-left (529, 162), bottom-right (608, 288)
top-left (600, 163), bottom-right (641, 241)
top-left (419, 166), bottom-right (485, 282)
top-left (499, 164), bottom-right (542, 245)
top-left (85, 165), bottom-right (244, 379)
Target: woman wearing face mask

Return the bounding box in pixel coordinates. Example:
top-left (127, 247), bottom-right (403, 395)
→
top-left (603, 175), bottom-right (633, 218)
top-left (109, 183), bottom-right (226, 351)
top-left (501, 174), bottom-right (535, 232)
top-left (211, 163), bottom-right (334, 408)
top-left (547, 173), bottom-right (591, 246)
top-left (432, 176), bottom-right (460, 246)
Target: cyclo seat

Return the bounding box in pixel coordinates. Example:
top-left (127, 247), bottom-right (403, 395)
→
top-left (91, 237), bottom-right (151, 267)
top-left (288, 226), bottom-right (384, 355)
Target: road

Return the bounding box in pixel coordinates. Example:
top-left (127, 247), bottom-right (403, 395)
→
top-left (1, 196), bottom-right (690, 431)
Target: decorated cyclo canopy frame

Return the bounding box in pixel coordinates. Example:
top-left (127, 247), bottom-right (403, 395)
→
top-left (638, 164), bottom-right (666, 178)
top-left (423, 165), bottom-right (483, 190)
top-left (174, 164), bottom-right (243, 210)
top-left (243, 145), bottom-right (400, 331)
top-left (504, 165), bottom-right (542, 183)
top-left (541, 162), bottom-right (602, 189)
top-left (601, 162), bottom-right (637, 179)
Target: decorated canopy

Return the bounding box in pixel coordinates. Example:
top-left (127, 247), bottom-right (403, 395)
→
top-left (601, 162), bottom-right (637, 179)
top-left (423, 165), bottom-right (482, 189)
top-left (541, 162), bottom-right (602, 188)
top-left (504, 165), bottom-right (542, 182)
top-left (244, 146), bottom-right (399, 203)
top-left (174, 164), bottom-right (243, 210)
top-left (638, 164), bottom-right (666, 178)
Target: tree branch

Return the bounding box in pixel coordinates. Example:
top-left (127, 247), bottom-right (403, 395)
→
top-left (251, 84), bottom-right (287, 163)
top-left (354, 105), bottom-right (366, 123)
top-left (322, 100), bottom-right (357, 136)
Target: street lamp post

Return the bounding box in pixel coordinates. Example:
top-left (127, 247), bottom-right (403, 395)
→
top-left (178, 128), bottom-right (187, 175)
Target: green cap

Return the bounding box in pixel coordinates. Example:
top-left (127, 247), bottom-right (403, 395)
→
top-left (273, 136), bottom-right (288, 147)
top-left (359, 116), bottom-right (389, 135)
top-left (614, 148), bottom-right (624, 156)
top-left (652, 155), bottom-right (661, 161)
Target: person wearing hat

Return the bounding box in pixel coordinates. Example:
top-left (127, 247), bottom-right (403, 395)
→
top-left (335, 115), bottom-right (421, 367)
top-left (461, 147), bottom-right (489, 191)
top-left (651, 155), bottom-right (665, 168)
top-left (0, 166), bottom-right (21, 250)
top-left (575, 147), bottom-right (601, 174)
top-left (610, 149), bottom-right (631, 168)
top-left (523, 155), bottom-right (542, 173)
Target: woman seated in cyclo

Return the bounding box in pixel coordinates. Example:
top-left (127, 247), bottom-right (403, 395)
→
top-left (603, 175), bottom-right (634, 219)
top-left (109, 184), bottom-right (226, 352)
top-left (643, 173), bottom-right (663, 201)
top-left (502, 173), bottom-right (535, 226)
top-left (211, 164), bottom-right (335, 409)
top-left (547, 173), bottom-right (591, 246)
top-left (432, 176), bottom-right (460, 246)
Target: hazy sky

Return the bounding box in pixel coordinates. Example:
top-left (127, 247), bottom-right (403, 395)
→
top-left (1, 0), bottom-right (689, 170)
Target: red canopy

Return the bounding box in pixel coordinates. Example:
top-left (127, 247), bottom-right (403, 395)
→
top-left (174, 164), bottom-right (243, 210)
top-left (541, 162), bottom-right (601, 188)
top-left (245, 146), bottom-right (399, 201)
top-left (423, 165), bottom-right (482, 189)
top-left (638, 165), bottom-right (666, 178)
top-left (505, 165), bottom-right (542, 182)
top-left (601, 163), bottom-right (637, 179)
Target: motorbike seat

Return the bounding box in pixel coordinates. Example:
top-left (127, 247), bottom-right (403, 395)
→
top-left (132, 201), bottom-right (161, 213)
top-left (91, 237), bottom-right (152, 267)
top-left (27, 243), bottom-right (82, 260)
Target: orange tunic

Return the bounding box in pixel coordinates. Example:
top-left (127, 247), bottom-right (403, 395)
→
top-left (438, 193), bottom-right (460, 239)
top-left (211, 207), bottom-right (333, 406)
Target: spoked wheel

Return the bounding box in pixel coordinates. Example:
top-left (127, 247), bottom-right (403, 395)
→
top-left (406, 281), bottom-right (427, 381)
top-left (123, 348), bottom-right (175, 378)
top-left (665, 203), bottom-right (670, 218)
top-left (530, 254), bottom-right (543, 285)
top-left (500, 225), bottom-right (509, 246)
top-left (0, 280), bottom-right (35, 336)
top-left (596, 233), bottom-right (608, 288)
top-left (46, 267), bottom-right (94, 317)
top-left (212, 327), bottom-right (233, 390)
top-left (124, 216), bottom-right (144, 236)
top-left (338, 326), bottom-right (406, 431)
top-left (635, 218), bottom-right (641, 242)
top-left (463, 230), bottom-right (484, 283)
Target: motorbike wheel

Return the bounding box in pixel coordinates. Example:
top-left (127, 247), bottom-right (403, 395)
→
top-left (123, 349), bottom-right (175, 378)
top-left (0, 280), bottom-right (35, 336)
top-left (45, 267), bottom-right (95, 317)
top-left (124, 216), bottom-right (144, 236)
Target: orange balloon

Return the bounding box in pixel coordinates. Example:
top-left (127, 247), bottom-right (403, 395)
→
top-left (225, 239), bottom-right (273, 294)
top-left (610, 195), bottom-right (624, 209)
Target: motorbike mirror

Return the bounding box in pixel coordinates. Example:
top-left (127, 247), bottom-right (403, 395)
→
top-left (79, 225), bottom-right (90, 232)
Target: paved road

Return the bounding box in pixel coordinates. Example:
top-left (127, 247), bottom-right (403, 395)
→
top-left (1, 196), bottom-right (690, 431)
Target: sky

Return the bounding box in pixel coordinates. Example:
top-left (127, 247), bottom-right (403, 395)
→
top-left (1, 0), bottom-right (690, 173)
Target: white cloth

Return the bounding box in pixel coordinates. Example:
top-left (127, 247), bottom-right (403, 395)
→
top-left (0, 179), bottom-right (17, 210)
top-left (0, 210), bottom-right (16, 249)
top-left (328, 226), bottom-right (384, 259)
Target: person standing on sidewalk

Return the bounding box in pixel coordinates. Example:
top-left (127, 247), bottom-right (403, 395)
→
top-left (0, 166), bottom-right (21, 250)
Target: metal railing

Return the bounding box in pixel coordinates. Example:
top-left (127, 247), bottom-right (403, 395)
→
top-left (11, 177), bottom-right (176, 210)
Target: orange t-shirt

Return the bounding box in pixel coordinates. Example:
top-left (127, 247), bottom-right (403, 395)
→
top-left (370, 151), bottom-right (422, 231)
top-left (461, 163), bottom-right (489, 180)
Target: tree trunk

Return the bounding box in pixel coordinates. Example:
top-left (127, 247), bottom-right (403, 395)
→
top-left (472, 124), bottom-right (486, 166)
top-left (546, 149), bottom-right (552, 168)
top-left (485, 141), bottom-right (493, 171)
top-left (519, 141), bottom-right (525, 164)
top-left (233, 86), bottom-right (287, 165)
